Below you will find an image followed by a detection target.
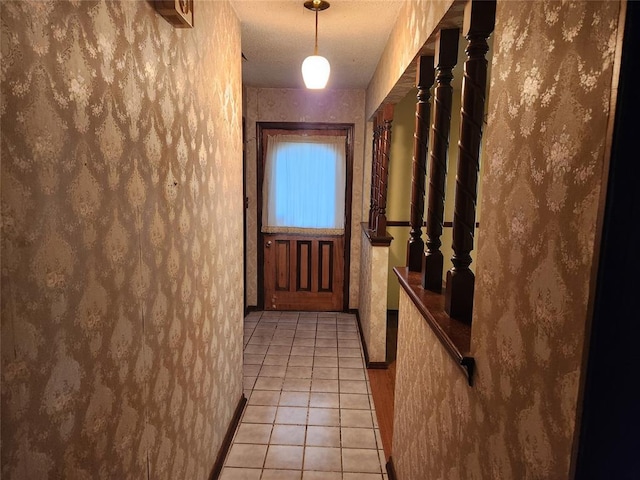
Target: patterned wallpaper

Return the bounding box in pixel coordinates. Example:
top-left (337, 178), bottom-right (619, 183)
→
top-left (1, 1), bottom-right (244, 479)
top-left (244, 87), bottom-right (366, 309)
top-left (392, 0), bottom-right (622, 479)
top-left (394, 290), bottom-right (472, 479)
top-left (358, 229), bottom-right (389, 363)
top-left (365, 0), bottom-right (458, 119)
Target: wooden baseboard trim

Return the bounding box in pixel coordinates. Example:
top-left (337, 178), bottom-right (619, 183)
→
top-left (367, 361), bottom-right (388, 369)
top-left (351, 309), bottom-right (388, 370)
top-left (244, 305), bottom-right (259, 316)
top-left (209, 394), bottom-right (247, 480)
top-left (386, 457), bottom-right (398, 480)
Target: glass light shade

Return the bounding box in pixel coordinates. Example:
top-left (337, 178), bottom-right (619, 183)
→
top-left (301, 55), bottom-right (330, 89)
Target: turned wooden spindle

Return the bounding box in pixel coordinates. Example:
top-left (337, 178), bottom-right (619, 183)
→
top-left (370, 113), bottom-right (383, 230)
top-left (445, 0), bottom-right (495, 323)
top-left (368, 118), bottom-right (380, 229)
top-left (373, 111), bottom-right (384, 232)
top-left (406, 56), bottom-right (435, 271)
top-left (375, 104), bottom-right (394, 237)
top-left (370, 113), bottom-right (379, 231)
top-left (422, 29), bottom-right (460, 290)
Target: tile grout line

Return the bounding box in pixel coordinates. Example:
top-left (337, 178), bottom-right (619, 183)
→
top-left (225, 311), bottom-right (387, 479)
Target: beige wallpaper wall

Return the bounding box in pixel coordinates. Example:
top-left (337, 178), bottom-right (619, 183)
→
top-left (365, 0), bottom-right (456, 119)
top-left (244, 87), bottom-right (366, 309)
top-left (358, 230), bottom-right (389, 363)
top-left (364, 0), bottom-right (467, 312)
top-left (392, 1), bottom-right (622, 478)
top-left (1, 1), bottom-right (244, 478)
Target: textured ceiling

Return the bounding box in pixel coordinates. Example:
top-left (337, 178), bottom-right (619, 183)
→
top-left (231, 0), bottom-right (404, 89)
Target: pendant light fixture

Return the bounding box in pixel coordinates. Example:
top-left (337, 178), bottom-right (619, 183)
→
top-left (302, 0), bottom-right (330, 89)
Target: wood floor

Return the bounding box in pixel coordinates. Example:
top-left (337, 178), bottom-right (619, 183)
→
top-left (368, 360), bottom-right (396, 460)
top-left (367, 310), bottom-right (398, 461)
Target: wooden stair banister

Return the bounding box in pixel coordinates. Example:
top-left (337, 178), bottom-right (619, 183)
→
top-left (368, 115), bottom-right (381, 229)
top-left (375, 103), bottom-right (394, 237)
top-left (370, 112), bottom-right (384, 231)
top-left (445, 0), bottom-right (495, 323)
top-left (423, 29), bottom-right (460, 290)
top-left (406, 55), bottom-right (435, 272)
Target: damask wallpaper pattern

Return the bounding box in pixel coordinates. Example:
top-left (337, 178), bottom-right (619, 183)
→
top-left (244, 87), bottom-right (366, 309)
top-left (358, 229), bottom-right (389, 364)
top-left (1, 1), bottom-right (244, 478)
top-left (393, 0), bottom-right (622, 479)
top-left (365, 0), bottom-right (456, 119)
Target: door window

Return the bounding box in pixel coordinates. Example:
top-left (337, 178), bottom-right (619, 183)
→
top-left (262, 135), bottom-right (346, 234)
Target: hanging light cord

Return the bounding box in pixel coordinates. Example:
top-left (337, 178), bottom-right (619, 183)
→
top-left (314, 8), bottom-right (319, 55)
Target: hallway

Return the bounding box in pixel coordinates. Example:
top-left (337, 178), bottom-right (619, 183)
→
top-left (220, 311), bottom-right (388, 479)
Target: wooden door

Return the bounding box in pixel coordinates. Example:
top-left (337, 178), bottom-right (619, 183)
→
top-left (258, 123), bottom-right (353, 312)
top-left (264, 234), bottom-right (344, 311)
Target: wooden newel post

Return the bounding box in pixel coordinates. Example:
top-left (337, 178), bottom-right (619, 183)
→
top-left (375, 103), bottom-right (394, 237)
top-left (445, 0), bottom-right (495, 322)
top-left (406, 56), bottom-right (435, 271)
top-left (422, 29), bottom-right (460, 290)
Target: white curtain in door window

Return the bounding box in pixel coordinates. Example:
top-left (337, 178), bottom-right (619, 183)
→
top-left (263, 135), bottom-right (346, 234)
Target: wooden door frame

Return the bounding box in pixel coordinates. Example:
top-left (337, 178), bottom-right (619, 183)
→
top-left (242, 116), bottom-right (248, 314)
top-left (256, 122), bottom-right (354, 311)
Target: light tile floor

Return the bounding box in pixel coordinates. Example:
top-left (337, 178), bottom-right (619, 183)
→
top-left (221, 311), bottom-right (388, 480)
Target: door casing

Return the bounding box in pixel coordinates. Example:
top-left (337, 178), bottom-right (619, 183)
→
top-left (256, 122), bottom-right (354, 311)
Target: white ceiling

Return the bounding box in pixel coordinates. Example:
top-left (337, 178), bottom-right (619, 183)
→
top-left (230, 0), bottom-right (404, 89)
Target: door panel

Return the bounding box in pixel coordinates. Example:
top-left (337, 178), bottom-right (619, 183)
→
top-left (318, 241), bottom-right (333, 291)
top-left (264, 234), bottom-right (344, 311)
top-left (297, 241), bottom-right (312, 291)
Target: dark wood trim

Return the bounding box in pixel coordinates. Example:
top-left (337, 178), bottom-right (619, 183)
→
top-left (387, 220), bottom-right (412, 227)
top-left (373, 111), bottom-right (383, 232)
top-left (386, 309), bottom-right (399, 365)
top-left (243, 117), bottom-right (247, 313)
top-left (244, 305), bottom-right (260, 316)
top-left (370, 112), bottom-right (382, 229)
top-left (209, 394), bottom-right (247, 480)
top-left (387, 220), bottom-right (480, 228)
top-left (256, 123), bottom-right (266, 309)
top-left (318, 240), bottom-right (334, 292)
top-left (362, 222), bottom-right (393, 247)
top-left (386, 457), bottom-right (398, 480)
top-left (367, 361), bottom-right (388, 369)
top-left (394, 267), bottom-right (474, 386)
top-left (424, 29), bottom-right (460, 291)
top-left (351, 309), bottom-right (388, 369)
top-left (407, 56), bottom-right (435, 271)
top-left (375, 104), bottom-right (395, 237)
top-left (296, 241), bottom-right (312, 292)
top-left (343, 125), bottom-right (354, 311)
top-left (256, 122), bottom-right (354, 312)
top-left (445, 0), bottom-right (496, 323)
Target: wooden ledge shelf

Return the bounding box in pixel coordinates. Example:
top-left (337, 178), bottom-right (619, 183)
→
top-left (394, 267), bottom-right (475, 386)
top-left (362, 222), bottom-right (393, 246)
